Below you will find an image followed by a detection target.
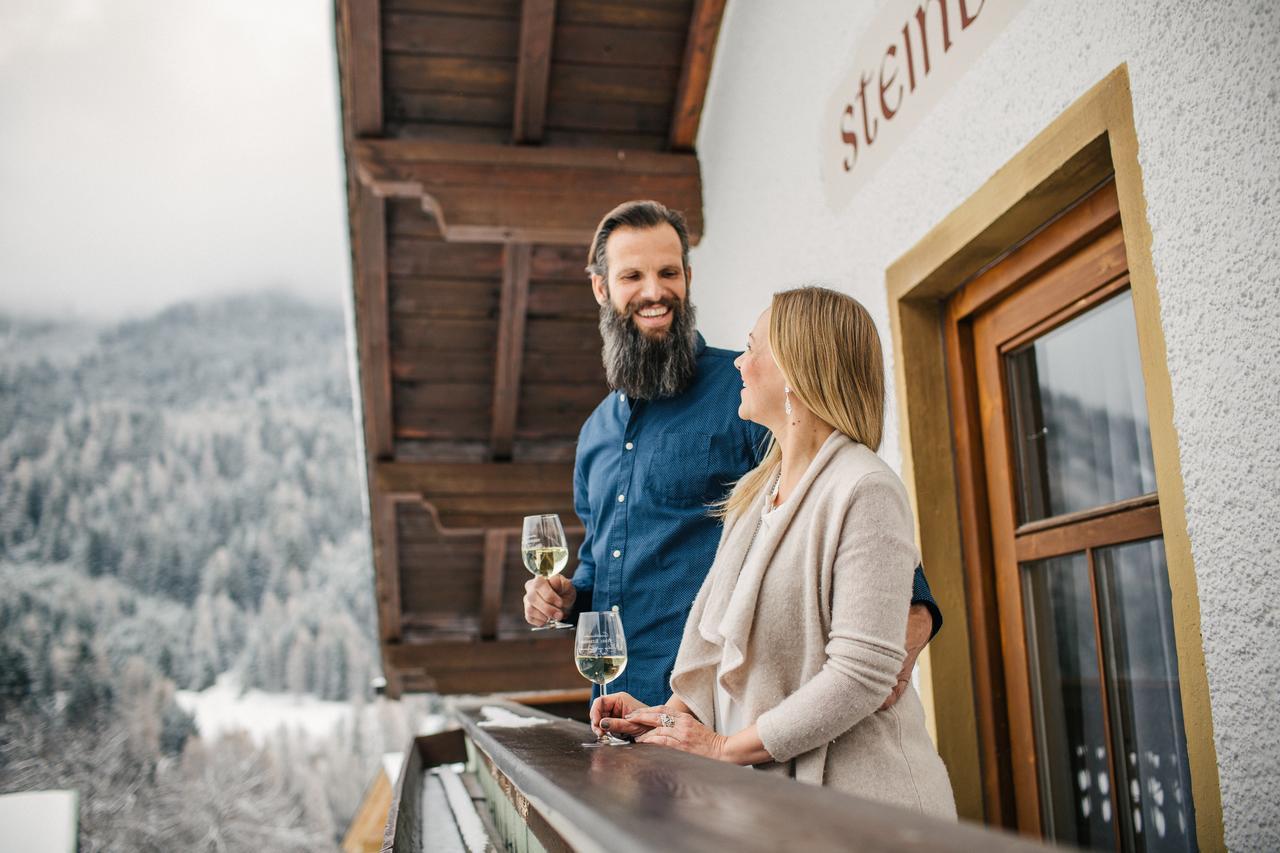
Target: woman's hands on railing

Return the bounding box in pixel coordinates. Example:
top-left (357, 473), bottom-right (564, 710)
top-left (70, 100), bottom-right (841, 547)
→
top-left (626, 706), bottom-right (731, 762)
top-left (593, 695), bottom-right (773, 765)
top-left (590, 691), bottom-right (652, 738)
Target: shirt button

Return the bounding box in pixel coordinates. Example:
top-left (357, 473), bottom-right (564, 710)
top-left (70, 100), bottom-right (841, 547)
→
top-left (624, 442), bottom-right (634, 450)
top-left (617, 494), bottom-right (625, 503)
top-left (612, 549), bottom-right (622, 558)
top-left (619, 393), bottom-right (626, 402)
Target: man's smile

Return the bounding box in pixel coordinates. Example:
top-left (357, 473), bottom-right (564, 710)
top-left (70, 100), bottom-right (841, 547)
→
top-left (632, 303), bottom-right (673, 330)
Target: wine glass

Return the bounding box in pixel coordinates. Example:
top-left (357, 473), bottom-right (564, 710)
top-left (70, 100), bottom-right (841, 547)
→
top-left (521, 513), bottom-right (571, 630)
top-left (575, 610), bottom-right (629, 747)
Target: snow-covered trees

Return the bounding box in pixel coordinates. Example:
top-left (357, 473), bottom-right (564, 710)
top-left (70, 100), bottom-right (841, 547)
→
top-left (1, 295), bottom-right (396, 849)
top-left (0, 295), bottom-right (378, 699)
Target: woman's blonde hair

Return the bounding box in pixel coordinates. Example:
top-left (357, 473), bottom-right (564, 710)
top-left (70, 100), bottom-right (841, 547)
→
top-left (718, 286), bottom-right (886, 521)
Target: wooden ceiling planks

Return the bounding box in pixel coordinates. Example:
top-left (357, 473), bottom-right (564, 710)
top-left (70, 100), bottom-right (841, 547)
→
top-left (382, 12), bottom-right (519, 58)
top-left (337, 0), bottom-right (721, 696)
top-left (556, 0), bottom-right (691, 32)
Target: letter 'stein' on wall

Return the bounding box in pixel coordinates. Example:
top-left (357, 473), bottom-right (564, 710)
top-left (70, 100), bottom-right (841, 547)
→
top-left (820, 0), bottom-right (1028, 210)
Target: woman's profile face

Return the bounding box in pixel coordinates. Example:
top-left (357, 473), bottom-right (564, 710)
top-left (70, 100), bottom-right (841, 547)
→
top-left (733, 308), bottom-right (787, 428)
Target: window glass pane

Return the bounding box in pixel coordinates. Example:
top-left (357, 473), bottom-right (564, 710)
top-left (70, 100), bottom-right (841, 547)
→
top-left (1096, 538), bottom-right (1197, 851)
top-left (1006, 291), bottom-right (1157, 523)
top-left (1023, 552), bottom-right (1116, 849)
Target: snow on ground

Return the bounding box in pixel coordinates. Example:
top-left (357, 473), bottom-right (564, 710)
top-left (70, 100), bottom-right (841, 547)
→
top-left (175, 673), bottom-right (356, 746)
top-left (0, 790), bottom-right (78, 853)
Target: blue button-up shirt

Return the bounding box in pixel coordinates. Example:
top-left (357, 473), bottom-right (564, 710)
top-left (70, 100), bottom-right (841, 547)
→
top-left (570, 333), bottom-right (939, 707)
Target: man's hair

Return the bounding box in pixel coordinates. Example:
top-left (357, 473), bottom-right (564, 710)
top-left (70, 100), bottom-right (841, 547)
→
top-left (586, 200), bottom-right (691, 280)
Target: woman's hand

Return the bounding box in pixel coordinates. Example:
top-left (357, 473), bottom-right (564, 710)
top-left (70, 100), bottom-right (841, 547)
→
top-left (626, 706), bottom-right (730, 762)
top-left (589, 692), bottom-right (651, 738)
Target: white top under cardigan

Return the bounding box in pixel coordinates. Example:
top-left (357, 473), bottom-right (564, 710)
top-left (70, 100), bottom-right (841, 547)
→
top-left (671, 432), bottom-right (957, 818)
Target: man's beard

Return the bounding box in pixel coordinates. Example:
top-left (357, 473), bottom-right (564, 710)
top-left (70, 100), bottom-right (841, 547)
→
top-left (598, 295), bottom-right (698, 400)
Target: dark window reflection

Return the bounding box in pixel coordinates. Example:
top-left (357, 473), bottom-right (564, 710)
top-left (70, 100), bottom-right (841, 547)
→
top-left (1023, 552), bottom-right (1116, 849)
top-left (1006, 291), bottom-right (1157, 523)
top-left (1097, 538), bottom-right (1198, 851)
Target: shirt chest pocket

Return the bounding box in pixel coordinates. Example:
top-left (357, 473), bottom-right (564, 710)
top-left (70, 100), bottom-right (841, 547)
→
top-left (643, 432), bottom-right (713, 506)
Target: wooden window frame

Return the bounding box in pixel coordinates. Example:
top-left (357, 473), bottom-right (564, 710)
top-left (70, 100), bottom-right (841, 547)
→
top-left (955, 180), bottom-right (1169, 835)
top-left (883, 66), bottom-right (1223, 848)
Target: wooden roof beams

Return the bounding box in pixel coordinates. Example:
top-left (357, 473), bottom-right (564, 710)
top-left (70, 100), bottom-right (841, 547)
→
top-left (336, 0), bottom-right (726, 696)
top-left (670, 0), bottom-right (727, 150)
top-left (491, 244), bottom-right (531, 460)
top-left (339, 0), bottom-right (383, 135)
top-left (513, 0), bottom-right (556, 142)
top-left (353, 139), bottom-right (704, 244)
top-left (375, 460), bottom-right (577, 530)
top-left (386, 636), bottom-right (579, 694)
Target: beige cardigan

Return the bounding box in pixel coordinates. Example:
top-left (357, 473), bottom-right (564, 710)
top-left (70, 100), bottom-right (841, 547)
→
top-left (670, 432), bottom-right (956, 819)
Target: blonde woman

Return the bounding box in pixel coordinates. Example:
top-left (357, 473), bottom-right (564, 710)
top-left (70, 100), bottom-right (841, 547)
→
top-left (591, 286), bottom-right (956, 818)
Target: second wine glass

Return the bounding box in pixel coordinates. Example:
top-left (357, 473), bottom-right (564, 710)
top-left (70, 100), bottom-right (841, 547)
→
top-left (521, 513), bottom-right (571, 630)
top-left (576, 610), bottom-right (629, 747)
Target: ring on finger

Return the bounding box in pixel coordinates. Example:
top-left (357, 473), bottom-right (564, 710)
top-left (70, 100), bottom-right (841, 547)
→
top-left (659, 713), bottom-right (676, 728)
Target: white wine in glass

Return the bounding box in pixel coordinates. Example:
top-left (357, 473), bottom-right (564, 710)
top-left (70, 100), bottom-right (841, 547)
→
top-left (574, 654), bottom-right (626, 684)
top-left (522, 514), bottom-right (572, 630)
top-left (575, 610), bottom-right (628, 747)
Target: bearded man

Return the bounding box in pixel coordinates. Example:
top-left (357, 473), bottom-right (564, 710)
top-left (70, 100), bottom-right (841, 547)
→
top-left (523, 200), bottom-right (941, 708)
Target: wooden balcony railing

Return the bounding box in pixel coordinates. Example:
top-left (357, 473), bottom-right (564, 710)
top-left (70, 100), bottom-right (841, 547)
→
top-left (383, 699), bottom-right (1053, 853)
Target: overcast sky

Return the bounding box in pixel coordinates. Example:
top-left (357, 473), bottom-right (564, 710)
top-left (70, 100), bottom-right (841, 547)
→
top-left (0, 0), bottom-right (350, 321)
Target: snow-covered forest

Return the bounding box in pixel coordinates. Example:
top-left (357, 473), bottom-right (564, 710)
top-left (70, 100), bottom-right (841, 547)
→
top-left (0, 294), bottom-right (426, 850)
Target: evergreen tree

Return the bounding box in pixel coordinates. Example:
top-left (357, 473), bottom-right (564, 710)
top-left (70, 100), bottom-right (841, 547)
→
top-left (0, 638), bottom-right (32, 701)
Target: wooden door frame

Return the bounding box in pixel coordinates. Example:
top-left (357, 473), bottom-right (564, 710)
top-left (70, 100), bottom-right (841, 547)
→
top-left (884, 65), bottom-right (1223, 848)
top-left (965, 191), bottom-right (1168, 835)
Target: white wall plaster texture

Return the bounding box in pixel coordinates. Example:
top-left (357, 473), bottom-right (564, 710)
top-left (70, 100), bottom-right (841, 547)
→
top-left (690, 1), bottom-right (1280, 846)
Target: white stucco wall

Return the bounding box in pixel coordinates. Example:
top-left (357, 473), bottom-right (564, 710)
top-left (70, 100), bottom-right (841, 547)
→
top-left (689, 1), bottom-right (1280, 847)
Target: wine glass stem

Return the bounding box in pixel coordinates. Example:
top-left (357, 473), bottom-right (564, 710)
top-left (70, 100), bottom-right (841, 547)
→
top-left (598, 681), bottom-right (609, 743)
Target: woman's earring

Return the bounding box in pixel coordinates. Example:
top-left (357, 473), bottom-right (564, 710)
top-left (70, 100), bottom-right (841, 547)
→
top-left (784, 386), bottom-right (792, 416)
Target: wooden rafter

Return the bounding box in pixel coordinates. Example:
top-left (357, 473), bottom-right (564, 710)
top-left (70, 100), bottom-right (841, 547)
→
top-left (386, 637), bottom-right (580, 694)
top-left (349, 191), bottom-right (392, 459)
top-left (374, 494), bottom-right (404, 648)
top-left (669, 0), bottom-right (728, 151)
top-left (513, 0), bottom-right (557, 143)
top-left (491, 244), bottom-right (532, 460)
top-left (480, 530), bottom-right (508, 641)
top-left (338, 0), bottom-right (383, 136)
top-left (376, 461), bottom-right (576, 530)
top-left (376, 461), bottom-right (574, 497)
top-left (337, 0), bottom-right (403, 687)
top-left (354, 139), bottom-right (704, 244)
top-left (336, 0), bottom-right (389, 455)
